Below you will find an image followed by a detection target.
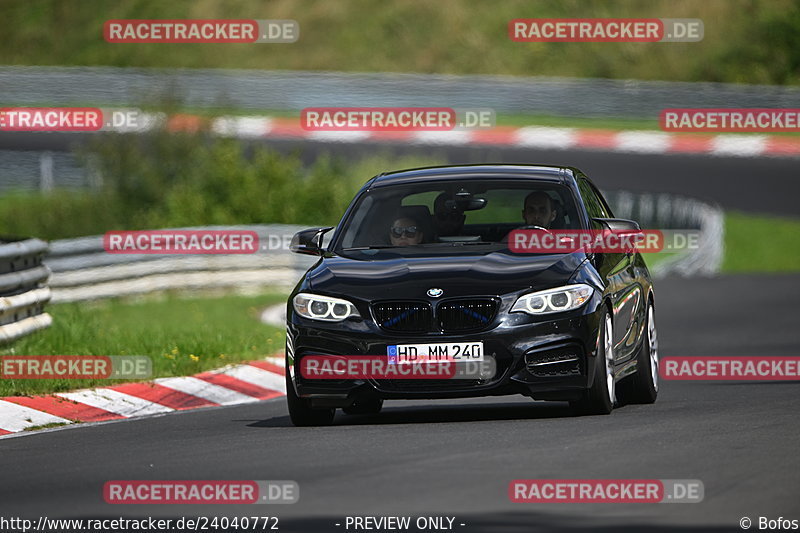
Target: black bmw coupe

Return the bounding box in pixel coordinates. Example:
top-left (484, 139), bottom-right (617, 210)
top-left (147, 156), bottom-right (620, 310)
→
top-left (285, 164), bottom-right (658, 426)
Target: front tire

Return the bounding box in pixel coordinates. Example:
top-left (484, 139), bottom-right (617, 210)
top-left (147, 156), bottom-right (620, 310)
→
top-left (619, 302), bottom-right (659, 404)
top-left (570, 309), bottom-right (615, 415)
top-left (285, 369), bottom-right (335, 427)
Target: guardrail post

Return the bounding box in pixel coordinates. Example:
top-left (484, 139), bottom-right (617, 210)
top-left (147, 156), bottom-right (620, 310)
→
top-left (39, 151), bottom-right (54, 192)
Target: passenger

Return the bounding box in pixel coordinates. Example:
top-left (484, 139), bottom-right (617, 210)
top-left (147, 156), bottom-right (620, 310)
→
top-left (433, 192), bottom-right (466, 237)
top-left (522, 191), bottom-right (557, 229)
top-left (389, 216), bottom-right (424, 246)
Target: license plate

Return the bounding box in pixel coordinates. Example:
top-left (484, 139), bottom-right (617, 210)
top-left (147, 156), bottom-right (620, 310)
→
top-left (387, 342), bottom-right (484, 364)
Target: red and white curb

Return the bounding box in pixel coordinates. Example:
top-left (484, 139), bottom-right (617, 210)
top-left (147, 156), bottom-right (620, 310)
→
top-left (0, 357), bottom-right (286, 437)
top-left (167, 114), bottom-right (800, 158)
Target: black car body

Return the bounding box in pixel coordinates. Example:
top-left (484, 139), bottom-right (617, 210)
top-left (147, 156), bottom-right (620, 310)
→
top-left (285, 164), bottom-right (659, 426)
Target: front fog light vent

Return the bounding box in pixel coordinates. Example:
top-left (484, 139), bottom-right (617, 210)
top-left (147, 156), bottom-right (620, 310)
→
top-left (525, 347), bottom-right (583, 377)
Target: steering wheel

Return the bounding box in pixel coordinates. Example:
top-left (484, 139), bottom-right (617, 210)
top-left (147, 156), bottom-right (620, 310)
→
top-left (501, 224), bottom-right (551, 244)
top-left (516, 225), bottom-right (552, 233)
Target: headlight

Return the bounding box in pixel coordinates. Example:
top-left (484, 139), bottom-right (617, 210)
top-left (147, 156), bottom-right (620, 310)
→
top-left (293, 293), bottom-right (360, 322)
top-left (511, 284), bottom-right (594, 315)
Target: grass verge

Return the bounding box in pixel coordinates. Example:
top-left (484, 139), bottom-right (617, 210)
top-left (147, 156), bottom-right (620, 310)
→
top-left (23, 422), bottom-right (71, 431)
top-left (642, 250), bottom-right (683, 270)
top-left (645, 212), bottom-right (800, 273)
top-left (722, 212), bottom-right (800, 273)
top-left (0, 290), bottom-right (288, 397)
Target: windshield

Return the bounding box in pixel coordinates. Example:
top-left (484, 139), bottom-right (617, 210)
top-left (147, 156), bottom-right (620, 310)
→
top-left (334, 178), bottom-right (582, 255)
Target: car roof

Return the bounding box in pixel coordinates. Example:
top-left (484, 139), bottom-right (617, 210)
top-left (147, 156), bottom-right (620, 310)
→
top-left (368, 164), bottom-right (577, 188)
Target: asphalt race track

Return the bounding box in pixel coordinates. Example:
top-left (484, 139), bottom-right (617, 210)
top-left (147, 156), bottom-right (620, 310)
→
top-left (0, 274), bottom-right (798, 531)
top-left (0, 144), bottom-right (798, 532)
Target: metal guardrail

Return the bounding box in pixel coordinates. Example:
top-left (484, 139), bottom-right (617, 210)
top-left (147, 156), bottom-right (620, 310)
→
top-left (2, 66), bottom-right (799, 117)
top-left (0, 238), bottom-right (52, 344)
top-left (44, 192), bottom-right (723, 304)
top-left (604, 191), bottom-right (724, 276)
top-left (46, 225), bottom-right (317, 303)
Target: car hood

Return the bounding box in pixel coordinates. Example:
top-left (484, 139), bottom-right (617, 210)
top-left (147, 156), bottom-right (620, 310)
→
top-left (306, 251), bottom-right (587, 300)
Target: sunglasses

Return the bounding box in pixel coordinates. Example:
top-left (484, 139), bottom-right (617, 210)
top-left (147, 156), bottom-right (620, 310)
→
top-left (390, 226), bottom-right (420, 238)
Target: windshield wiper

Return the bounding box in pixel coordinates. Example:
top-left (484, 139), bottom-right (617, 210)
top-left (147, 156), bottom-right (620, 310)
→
top-left (341, 245), bottom-right (402, 251)
top-left (341, 242), bottom-right (499, 251)
top-left (444, 241), bottom-right (498, 246)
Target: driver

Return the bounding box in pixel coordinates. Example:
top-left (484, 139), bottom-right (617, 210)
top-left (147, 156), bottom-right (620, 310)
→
top-left (389, 216), bottom-right (424, 246)
top-left (522, 191), bottom-right (557, 229)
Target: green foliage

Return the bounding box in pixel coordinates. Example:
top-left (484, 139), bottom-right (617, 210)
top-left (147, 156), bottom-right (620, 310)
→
top-left (0, 189), bottom-right (124, 240)
top-left (0, 128), bottom-right (441, 239)
top-left (0, 0), bottom-right (798, 84)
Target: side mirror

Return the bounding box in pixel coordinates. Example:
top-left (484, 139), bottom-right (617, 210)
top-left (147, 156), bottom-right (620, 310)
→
top-left (591, 218), bottom-right (642, 255)
top-left (591, 218), bottom-right (641, 232)
top-left (290, 227), bottom-right (334, 256)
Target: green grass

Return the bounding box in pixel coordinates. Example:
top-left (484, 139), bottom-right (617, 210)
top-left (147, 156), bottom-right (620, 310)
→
top-left (1, 0), bottom-right (798, 85)
top-left (23, 422), bottom-right (71, 431)
top-left (644, 212), bottom-right (800, 273)
top-left (722, 212), bottom-right (800, 273)
top-left (0, 291), bottom-right (288, 397)
top-left (642, 250), bottom-right (684, 269)
top-left (0, 189), bottom-right (125, 240)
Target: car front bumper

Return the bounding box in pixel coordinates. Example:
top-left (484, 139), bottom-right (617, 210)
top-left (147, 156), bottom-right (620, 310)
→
top-left (287, 301), bottom-right (604, 406)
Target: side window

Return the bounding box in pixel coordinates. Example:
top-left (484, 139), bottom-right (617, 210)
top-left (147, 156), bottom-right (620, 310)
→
top-left (589, 182), bottom-right (615, 218)
top-left (578, 178), bottom-right (609, 226)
